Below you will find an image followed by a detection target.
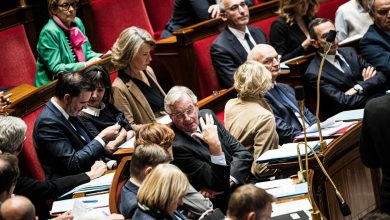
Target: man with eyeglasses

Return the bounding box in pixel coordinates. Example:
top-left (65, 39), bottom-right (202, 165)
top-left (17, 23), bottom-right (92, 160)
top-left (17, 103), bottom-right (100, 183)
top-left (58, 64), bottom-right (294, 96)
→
top-left (211, 0), bottom-right (268, 89)
top-left (305, 18), bottom-right (387, 118)
top-left (248, 44), bottom-right (317, 144)
top-left (361, 0), bottom-right (390, 75)
top-left (164, 86), bottom-right (252, 212)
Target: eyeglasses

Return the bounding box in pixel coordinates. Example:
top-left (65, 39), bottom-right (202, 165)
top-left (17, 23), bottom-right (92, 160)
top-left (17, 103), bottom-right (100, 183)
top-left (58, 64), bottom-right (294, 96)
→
top-left (375, 8), bottom-right (390, 16)
top-left (262, 55), bottom-right (281, 66)
top-left (171, 105), bottom-right (196, 120)
top-left (57, 1), bottom-right (79, 11)
top-left (226, 1), bottom-right (247, 11)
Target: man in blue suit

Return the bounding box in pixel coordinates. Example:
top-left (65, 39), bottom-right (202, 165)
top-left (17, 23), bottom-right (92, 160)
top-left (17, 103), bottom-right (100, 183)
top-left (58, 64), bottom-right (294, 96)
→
top-left (306, 18), bottom-right (387, 118)
top-left (211, 0), bottom-right (267, 88)
top-left (249, 44), bottom-right (317, 144)
top-left (34, 72), bottom-right (122, 179)
top-left (360, 0), bottom-right (390, 75)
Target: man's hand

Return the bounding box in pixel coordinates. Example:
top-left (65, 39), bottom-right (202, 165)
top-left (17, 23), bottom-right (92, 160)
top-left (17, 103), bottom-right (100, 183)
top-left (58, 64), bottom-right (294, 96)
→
top-left (362, 66), bottom-right (376, 81)
top-left (208, 4), bottom-right (220, 18)
top-left (200, 188), bottom-right (224, 199)
top-left (345, 87), bottom-right (357, 95)
top-left (85, 160), bottom-right (107, 180)
top-left (98, 123), bottom-right (121, 143)
top-left (191, 113), bottom-right (222, 156)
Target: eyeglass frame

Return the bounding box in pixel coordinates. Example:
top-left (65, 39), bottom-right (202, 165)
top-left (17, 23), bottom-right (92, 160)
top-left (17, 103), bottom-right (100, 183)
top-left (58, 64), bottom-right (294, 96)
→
top-left (262, 55), bottom-right (282, 67)
top-left (170, 104), bottom-right (197, 120)
top-left (56, 1), bottom-right (80, 11)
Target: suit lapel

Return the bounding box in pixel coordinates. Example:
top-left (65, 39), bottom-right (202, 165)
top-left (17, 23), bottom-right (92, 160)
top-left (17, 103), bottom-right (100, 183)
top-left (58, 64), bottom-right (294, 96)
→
top-left (124, 79), bottom-right (155, 120)
top-left (315, 54), bottom-right (355, 87)
top-left (226, 28), bottom-right (249, 62)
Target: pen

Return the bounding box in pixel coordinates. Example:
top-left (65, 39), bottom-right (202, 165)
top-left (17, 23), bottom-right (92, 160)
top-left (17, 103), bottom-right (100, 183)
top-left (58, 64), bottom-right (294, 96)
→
top-left (82, 199), bottom-right (98, 203)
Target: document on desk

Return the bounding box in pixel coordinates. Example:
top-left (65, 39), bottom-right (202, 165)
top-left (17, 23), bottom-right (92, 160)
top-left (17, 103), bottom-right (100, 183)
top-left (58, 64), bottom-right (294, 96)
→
top-left (266, 182), bottom-right (308, 199)
top-left (51, 193), bottom-right (109, 215)
top-left (332, 109), bottom-right (364, 122)
top-left (294, 121), bottom-right (356, 140)
top-left (118, 136), bottom-right (135, 149)
top-left (272, 198), bottom-right (312, 219)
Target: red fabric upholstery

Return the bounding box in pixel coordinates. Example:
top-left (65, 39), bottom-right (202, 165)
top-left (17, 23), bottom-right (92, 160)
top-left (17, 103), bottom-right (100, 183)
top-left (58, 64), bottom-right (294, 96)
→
top-left (20, 106), bottom-right (45, 181)
top-left (110, 71), bottom-right (118, 83)
top-left (0, 25), bottom-right (36, 88)
top-left (144, 0), bottom-right (174, 39)
top-left (193, 34), bottom-right (219, 99)
top-left (317, 0), bottom-right (349, 22)
top-left (251, 15), bottom-right (278, 41)
top-left (252, 0), bottom-right (265, 5)
top-left (216, 111), bottom-right (225, 126)
top-left (89, 0), bottom-right (154, 52)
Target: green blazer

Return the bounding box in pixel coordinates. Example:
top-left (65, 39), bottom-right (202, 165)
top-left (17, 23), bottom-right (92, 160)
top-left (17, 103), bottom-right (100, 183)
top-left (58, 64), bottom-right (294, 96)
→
top-left (35, 17), bottom-right (101, 87)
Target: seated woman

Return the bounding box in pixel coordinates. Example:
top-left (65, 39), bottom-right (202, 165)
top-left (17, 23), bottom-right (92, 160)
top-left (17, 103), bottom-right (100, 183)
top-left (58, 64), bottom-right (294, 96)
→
top-left (224, 60), bottom-right (279, 179)
top-left (111, 27), bottom-right (167, 125)
top-left (270, 0), bottom-right (317, 62)
top-left (35, 0), bottom-right (103, 87)
top-left (133, 163), bottom-right (189, 220)
top-left (80, 65), bottom-right (134, 150)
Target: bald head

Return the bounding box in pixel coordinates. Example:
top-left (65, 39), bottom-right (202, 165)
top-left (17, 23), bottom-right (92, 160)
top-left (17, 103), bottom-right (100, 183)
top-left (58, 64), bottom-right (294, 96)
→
top-left (0, 196), bottom-right (36, 220)
top-left (248, 44), bottom-right (280, 81)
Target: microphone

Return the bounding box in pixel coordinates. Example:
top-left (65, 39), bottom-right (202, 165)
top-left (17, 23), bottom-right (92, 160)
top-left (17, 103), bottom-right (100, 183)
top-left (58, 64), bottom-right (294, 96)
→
top-left (295, 86), bottom-right (308, 183)
top-left (326, 30), bottom-right (337, 43)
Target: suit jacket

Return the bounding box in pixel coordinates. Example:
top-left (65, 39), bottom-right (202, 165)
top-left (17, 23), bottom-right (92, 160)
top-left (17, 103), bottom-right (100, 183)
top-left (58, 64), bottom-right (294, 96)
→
top-left (360, 95), bottom-right (390, 214)
top-left (34, 100), bottom-right (106, 179)
top-left (360, 24), bottom-right (390, 76)
top-left (172, 109), bottom-right (252, 192)
top-left (224, 97), bottom-right (279, 178)
top-left (210, 26), bottom-right (267, 88)
top-left (264, 83), bottom-right (316, 144)
top-left (119, 180), bottom-right (139, 219)
top-left (305, 47), bottom-right (387, 118)
top-left (270, 17), bottom-right (315, 61)
top-left (35, 17), bottom-right (101, 87)
top-left (112, 66), bottom-right (166, 125)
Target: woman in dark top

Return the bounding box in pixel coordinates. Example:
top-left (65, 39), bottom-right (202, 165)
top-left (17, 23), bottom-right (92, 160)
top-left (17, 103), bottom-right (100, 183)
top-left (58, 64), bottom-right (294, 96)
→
top-left (270, 0), bottom-right (318, 62)
top-left (80, 65), bottom-right (134, 146)
top-left (111, 27), bottom-right (167, 125)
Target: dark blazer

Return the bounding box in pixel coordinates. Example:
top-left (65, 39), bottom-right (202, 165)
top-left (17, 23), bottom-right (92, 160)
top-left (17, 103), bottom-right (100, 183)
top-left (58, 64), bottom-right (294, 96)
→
top-left (360, 24), bottom-right (390, 76)
top-left (210, 26), bottom-right (268, 88)
top-left (34, 100), bottom-right (106, 179)
top-left (119, 180), bottom-right (139, 219)
top-left (305, 47), bottom-right (387, 118)
top-left (172, 109), bottom-right (252, 192)
top-left (15, 173), bottom-right (89, 219)
top-left (360, 95), bottom-right (390, 214)
top-left (264, 83), bottom-right (317, 144)
top-left (270, 17), bottom-right (315, 62)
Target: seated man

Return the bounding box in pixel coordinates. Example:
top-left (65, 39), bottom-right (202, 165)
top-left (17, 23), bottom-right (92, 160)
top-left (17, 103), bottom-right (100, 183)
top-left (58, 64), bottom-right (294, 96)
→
top-left (305, 18), bottom-right (387, 118)
top-left (360, 0), bottom-right (390, 75)
top-left (34, 71), bottom-right (122, 179)
top-left (0, 196), bottom-right (36, 220)
top-left (164, 86), bottom-right (253, 211)
top-left (0, 153), bottom-right (19, 203)
top-left (226, 184), bottom-right (274, 220)
top-left (249, 44), bottom-right (317, 144)
top-left (211, 0), bottom-right (267, 88)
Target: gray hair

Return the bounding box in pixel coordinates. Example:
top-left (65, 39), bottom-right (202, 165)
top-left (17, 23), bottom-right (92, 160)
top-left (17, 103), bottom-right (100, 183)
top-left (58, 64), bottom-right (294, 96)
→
top-left (367, 0), bottom-right (375, 12)
top-left (0, 116), bottom-right (27, 154)
top-left (164, 86), bottom-right (198, 114)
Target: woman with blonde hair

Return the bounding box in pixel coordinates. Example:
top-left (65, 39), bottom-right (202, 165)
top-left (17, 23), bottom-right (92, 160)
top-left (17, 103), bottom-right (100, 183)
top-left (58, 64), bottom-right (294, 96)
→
top-left (133, 163), bottom-right (189, 219)
top-left (224, 60), bottom-right (279, 179)
top-left (111, 27), bottom-right (167, 125)
top-left (270, 0), bottom-right (317, 61)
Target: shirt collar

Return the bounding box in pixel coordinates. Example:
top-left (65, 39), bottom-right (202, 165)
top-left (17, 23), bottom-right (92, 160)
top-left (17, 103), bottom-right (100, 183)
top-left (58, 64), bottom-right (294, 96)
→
top-left (51, 97), bottom-right (70, 120)
top-left (228, 26), bottom-right (250, 41)
top-left (82, 103), bottom-right (106, 117)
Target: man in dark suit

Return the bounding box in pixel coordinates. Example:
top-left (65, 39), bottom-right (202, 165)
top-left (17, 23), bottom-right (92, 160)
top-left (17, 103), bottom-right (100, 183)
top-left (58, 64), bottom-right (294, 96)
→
top-left (210, 0), bottom-right (267, 88)
top-left (360, 94), bottom-right (390, 214)
top-left (249, 44), bottom-right (317, 144)
top-left (34, 72), bottom-right (122, 179)
top-left (164, 86), bottom-right (252, 211)
top-left (305, 18), bottom-right (387, 118)
top-left (360, 0), bottom-right (390, 75)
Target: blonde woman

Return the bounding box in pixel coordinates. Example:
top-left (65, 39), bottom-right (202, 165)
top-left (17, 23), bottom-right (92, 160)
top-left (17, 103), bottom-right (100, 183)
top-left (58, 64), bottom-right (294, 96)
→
top-left (111, 27), bottom-right (166, 125)
top-left (224, 60), bottom-right (279, 179)
top-left (133, 163), bottom-right (189, 220)
top-left (270, 0), bottom-right (318, 61)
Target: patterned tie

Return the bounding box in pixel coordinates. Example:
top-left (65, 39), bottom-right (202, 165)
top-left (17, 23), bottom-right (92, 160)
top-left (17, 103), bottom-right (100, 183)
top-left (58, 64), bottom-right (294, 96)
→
top-left (335, 55), bottom-right (352, 77)
top-left (244, 33), bottom-right (254, 49)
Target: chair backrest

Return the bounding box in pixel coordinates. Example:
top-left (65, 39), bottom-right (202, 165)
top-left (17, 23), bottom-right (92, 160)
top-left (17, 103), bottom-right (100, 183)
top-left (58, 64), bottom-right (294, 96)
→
top-left (20, 106), bottom-right (45, 181)
top-left (0, 24), bottom-right (36, 89)
top-left (317, 0), bottom-right (349, 22)
top-left (109, 156), bottom-right (132, 214)
top-left (251, 15), bottom-right (278, 41)
top-left (89, 0), bottom-right (154, 52)
top-left (144, 0), bottom-right (175, 39)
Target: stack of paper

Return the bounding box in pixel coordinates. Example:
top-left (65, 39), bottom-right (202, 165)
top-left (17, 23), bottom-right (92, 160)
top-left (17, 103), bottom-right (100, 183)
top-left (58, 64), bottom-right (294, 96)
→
top-left (256, 178), bottom-right (308, 199)
top-left (332, 109), bottom-right (364, 122)
top-left (272, 198), bottom-right (312, 219)
top-left (51, 193), bottom-right (109, 215)
top-left (294, 121), bottom-right (356, 141)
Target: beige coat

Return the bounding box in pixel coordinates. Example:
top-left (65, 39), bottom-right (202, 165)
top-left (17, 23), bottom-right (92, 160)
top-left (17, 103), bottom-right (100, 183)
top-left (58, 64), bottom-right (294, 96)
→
top-left (224, 96), bottom-right (279, 178)
top-left (112, 66), bottom-right (166, 125)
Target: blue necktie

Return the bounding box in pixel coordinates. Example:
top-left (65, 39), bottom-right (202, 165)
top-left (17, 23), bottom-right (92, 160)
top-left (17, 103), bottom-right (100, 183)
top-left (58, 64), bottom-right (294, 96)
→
top-left (245, 33), bottom-right (254, 49)
top-left (336, 55), bottom-right (352, 77)
top-left (69, 116), bottom-right (91, 143)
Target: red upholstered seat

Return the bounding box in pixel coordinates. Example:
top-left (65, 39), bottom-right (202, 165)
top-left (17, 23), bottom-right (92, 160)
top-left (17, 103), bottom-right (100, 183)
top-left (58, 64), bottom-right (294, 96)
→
top-left (193, 34), bottom-right (220, 99)
top-left (252, 0), bottom-right (265, 5)
top-left (89, 0), bottom-right (154, 52)
top-left (20, 106), bottom-right (45, 181)
top-left (144, 0), bottom-right (175, 39)
top-left (216, 111), bottom-right (225, 126)
top-left (317, 0), bottom-right (349, 22)
top-left (251, 15), bottom-right (278, 41)
top-left (0, 24), bottom-right (36, 89)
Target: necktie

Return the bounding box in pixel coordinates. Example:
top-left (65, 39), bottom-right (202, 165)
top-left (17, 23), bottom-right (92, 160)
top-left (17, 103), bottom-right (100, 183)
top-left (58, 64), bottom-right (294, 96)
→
top-left (335, 55), bottom-right (352, 77)
top-left (244, 33), bottom-right (254, 49)
top-left (69, 116), bottom-right (91, 143)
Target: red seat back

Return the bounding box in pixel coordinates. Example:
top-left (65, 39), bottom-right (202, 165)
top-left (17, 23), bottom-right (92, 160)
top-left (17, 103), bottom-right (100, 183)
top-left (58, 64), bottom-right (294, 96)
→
top-left (216, 111), bottom-right (225, 126)
top-left (144, 0), bottom-right (175, 39)
top-left (251, 15), bottom-right (278, 41)
top-left (0, 25), bottom-right (36, 88)
top-left (317, 0), bottom-right (349, 22)
top-left (89, 0), bottom-right (154, 52)
top-left (20, 106), bottom-right (45, 181)
top-left (252, 0), bottom-right (265, 5)
top-left (193, 35), bottom-right (220, 99)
